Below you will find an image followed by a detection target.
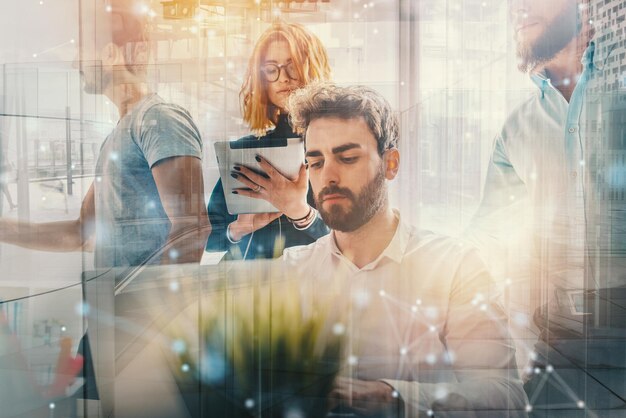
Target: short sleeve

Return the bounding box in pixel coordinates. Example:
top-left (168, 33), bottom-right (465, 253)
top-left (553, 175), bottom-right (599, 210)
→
top-left (138, 103), bottom-right (202, 167)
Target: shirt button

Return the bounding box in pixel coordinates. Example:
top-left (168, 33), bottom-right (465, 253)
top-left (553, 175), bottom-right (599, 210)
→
top-left (568, 126), bottom-right (577, 133)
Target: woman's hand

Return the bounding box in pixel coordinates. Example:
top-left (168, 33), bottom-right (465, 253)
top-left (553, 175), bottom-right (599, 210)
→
top-left (228, 212), bottom-right (282, 242)
top-left (231, 155), bottom-right (310, 220)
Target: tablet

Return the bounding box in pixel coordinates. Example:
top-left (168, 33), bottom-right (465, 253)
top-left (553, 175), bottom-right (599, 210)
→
top-left (214, 137), bottom-right (305, 214)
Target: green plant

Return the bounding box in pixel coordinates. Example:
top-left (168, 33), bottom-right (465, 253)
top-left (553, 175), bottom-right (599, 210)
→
top-left (168, 280), bottom-right (344, 418)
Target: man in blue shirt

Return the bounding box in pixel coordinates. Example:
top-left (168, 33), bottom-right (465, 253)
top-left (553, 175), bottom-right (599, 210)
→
top-left (469, 0), bottom-right (626, 413)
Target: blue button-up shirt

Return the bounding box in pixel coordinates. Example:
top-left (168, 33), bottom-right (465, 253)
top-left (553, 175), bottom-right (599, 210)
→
top-left (468, 35), bottom-right (625, 335)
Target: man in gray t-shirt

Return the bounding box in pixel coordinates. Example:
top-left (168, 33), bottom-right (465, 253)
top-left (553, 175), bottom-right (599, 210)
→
top-left (0, 3), bottom-right (210, 267)
top-left (95, 93), bottom-right (203, 267)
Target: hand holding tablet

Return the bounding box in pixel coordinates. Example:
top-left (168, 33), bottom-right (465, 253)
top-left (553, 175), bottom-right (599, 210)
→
top-left (214, 137), bottom-right (309, 215)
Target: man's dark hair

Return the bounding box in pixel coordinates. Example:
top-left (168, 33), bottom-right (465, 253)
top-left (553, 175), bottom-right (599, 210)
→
top-left (288, 83), bottom-right (399, 155)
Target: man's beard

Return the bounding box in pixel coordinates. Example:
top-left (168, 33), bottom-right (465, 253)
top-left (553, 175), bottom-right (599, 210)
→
top-left (516, 3), bottom-right (581, 73)
top-left (315, 166), bottom-right (387, 233)
top-left (80, 62), bottom-right (111, 95)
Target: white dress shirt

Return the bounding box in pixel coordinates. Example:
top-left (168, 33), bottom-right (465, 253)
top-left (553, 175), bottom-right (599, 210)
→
top-left (282, 212), bottom-right (527, 417)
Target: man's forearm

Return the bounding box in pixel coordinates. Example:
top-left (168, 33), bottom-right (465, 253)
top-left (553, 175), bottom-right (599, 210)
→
top-left (0, 218), bottom-right (85, 252)
top-left (161, 218), bottom-right (211, 264)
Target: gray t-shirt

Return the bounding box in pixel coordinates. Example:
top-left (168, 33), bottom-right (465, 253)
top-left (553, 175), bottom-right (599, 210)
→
top-left (94, 94), bottom-right (202, 268)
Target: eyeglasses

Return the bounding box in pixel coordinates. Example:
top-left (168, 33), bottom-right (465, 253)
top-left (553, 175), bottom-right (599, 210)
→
top-left (260, 62), bottom-right (298, 83)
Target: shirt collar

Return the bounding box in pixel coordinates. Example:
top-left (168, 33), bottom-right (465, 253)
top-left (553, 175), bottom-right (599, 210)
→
top-left (328, 209), bottom-right (410, 270)
top-left (529, 28), bottom-right (616, 94)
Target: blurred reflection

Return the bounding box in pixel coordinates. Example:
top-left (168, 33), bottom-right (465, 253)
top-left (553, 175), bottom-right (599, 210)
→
top-left (468, 0), bottom-right (626, 413)
top-left (284, 84), bottom-right (527, 416)
top-left (205, 23), bottom-right (331, 260)
top-left (0, 0), bottom-right (210, 268)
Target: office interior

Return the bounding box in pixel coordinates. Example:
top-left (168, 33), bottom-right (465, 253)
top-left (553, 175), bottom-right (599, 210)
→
top-left (0, 0), bottom-right (624, 417)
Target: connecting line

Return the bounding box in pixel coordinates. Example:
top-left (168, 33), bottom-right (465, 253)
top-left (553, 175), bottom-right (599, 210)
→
top-left (549, 341), bottom-right (626, 406)
top-left (480, 303), bottom-right (613, 417)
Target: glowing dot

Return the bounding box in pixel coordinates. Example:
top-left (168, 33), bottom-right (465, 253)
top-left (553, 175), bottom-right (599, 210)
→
top-left (577, 400), bottom-right (585, 409)
top-left (424, 307), bottom-right (438, 319)
top-left (400, 347), bottom-right (408, 356)
top-left (147, 200), bottom-right (156, 209)
top-left (171, 339), bottom-right (186, 354)
top-left (534, 367), bottom-right (541, 374)
top-left (71, 164), bottom-right (76, 169)
top-left (481, 1), bottom-right (487, 6)
top-left (61, 326), bottom-right (67, 332)
top-left (411, 306), bottom-right (418, 313)
top-left (109, 151), bottom-right (118, 161)
top-left (416, 299), bottom-right (422, 305)
top-left (32, 53), bottom-right (37, 58)
top-left (589, 19), bottom-right (594, 25)
top-left (505, 278), bottom-right (512, 286)
top-left (169, 281), bottom-right (180, 292)
top-left (529, 351), bottom-right (538, 361)
top-left (75, 301), bottom-right (90, 316)
top-left (42, 196), bottom-right (46, 201)
top-left (579, 160), bottom-right (585, 166)
top-left (425, 353), bottom-right (436, 364)
top-left (427, 409), bottom-right (434, 416)
top-left (352, 289), bottom-right (370, 308)
top-left (546, 365), bottom-right (554, 373)
top-left (391, 390), bottom-right (399, 398)
top-left (348, 355), bottom-right (358, 365)
top-left (514, 312), bottom-right (529, 326)
top-left (332, 323), bottom-right (345, 335)
top-left (429, 325), bottom-right (437, 332)
top-left (285, 408), bottom-right (304, 418)
top-left (400, 81), bottom-right (405, 86)
top-left (149, 10), bottom-right (157, 18)
top-left (363, 3), bottom-right (368, 8)
top-left (353, 12), bottom-right (360, 19)
top-left (70, 39), bottom-right (75, 44)
top-left (435, 385), bottom-right (448, 399)
top-left (39, 1), bottom-right (43, 4)
top-left (181, 363), bottom-right (190, 372)
top-left (219, 77), bottom-right (224, 81)
top-left (190, 26), bottom-right (198, 34)
top-left (509, 195), bottom-right (515, 201)
top-left (49, 403), bottom-right (55, 410)
top-left (563, 78), bottom-right (571, 86)
top-left (480, 304), bottom-right (487, 311)
top-left (245, 398), bottom-right (255, 409)
top-left (379, 289), bottom-right (386, 297)
top-left (105, 5), bottom-right (112, 12)
top-left (525, 405), bottom-right (533, 412)
top-left (373, 28), bottom-right (379, 35)
top-left (169, 249), bottom-right (179, 260)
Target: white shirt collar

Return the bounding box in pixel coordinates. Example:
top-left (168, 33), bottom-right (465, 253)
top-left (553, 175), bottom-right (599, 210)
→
top-left (327, 209), bottom-right (410, 271)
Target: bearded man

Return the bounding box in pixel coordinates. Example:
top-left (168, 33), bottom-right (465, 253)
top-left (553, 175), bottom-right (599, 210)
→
top-left (469, 0), bottom-right (626, 413)
top-left (282, 83), bottom-right (527, 417)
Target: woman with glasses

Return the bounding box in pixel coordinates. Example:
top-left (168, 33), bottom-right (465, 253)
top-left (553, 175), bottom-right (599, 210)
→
top-left (205, 23), bottom-right (331, 259)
